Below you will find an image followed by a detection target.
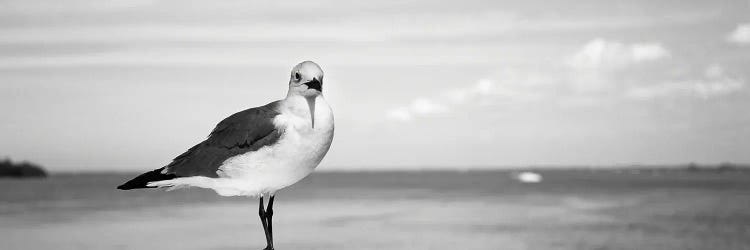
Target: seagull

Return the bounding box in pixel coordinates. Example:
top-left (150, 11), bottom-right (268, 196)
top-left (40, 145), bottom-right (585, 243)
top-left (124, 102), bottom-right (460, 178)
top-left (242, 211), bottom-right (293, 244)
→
top-left (117, 61), bottom-right (334, 250)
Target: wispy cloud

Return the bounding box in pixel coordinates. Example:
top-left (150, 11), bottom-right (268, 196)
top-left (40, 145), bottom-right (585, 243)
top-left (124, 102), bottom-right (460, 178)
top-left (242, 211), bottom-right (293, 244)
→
top-left (625, 65), bottom-right (744, 99)
top-left (386, 73), bottom-right (554, 123)
top-left (386, 97), bottom-right (449, 122)
top-left (386, 79), bottom-right (505, 122)
top-left (563, 38), bottom-right (671, 94)
top-left (726, 23), bottom-right (750, 44)
top-left (385, 108), bottom-right (413, 122)
top-left (566, 40), bottom-right (744, 100)
top-left (566, 38), bottom-right (670, 70)
top-left (387, 37), bottom-right (743, 122)
top-left (561, 38), bottom-right (671, 95)
top-left (0, 0), bottom-right (155, 13)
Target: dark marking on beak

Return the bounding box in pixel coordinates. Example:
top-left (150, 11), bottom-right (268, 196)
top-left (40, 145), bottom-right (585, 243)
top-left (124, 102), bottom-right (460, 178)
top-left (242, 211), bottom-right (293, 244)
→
top-left (305, 96), bottom-right (316, 128)
top-left (304, 77), bottom-right (322, 92)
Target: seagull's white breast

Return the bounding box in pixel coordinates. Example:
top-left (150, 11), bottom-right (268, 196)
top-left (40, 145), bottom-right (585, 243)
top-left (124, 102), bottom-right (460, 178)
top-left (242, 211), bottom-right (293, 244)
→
top-left (215, 95), bottom-right (334, 196)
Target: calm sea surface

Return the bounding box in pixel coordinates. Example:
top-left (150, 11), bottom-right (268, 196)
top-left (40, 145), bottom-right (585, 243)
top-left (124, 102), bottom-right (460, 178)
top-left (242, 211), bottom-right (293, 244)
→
top-left (1, 170), bottom-right (749, 250)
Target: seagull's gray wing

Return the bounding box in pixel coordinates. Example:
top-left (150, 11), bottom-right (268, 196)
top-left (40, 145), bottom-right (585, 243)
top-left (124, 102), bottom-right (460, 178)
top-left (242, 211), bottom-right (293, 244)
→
top-left (164, 100), bottom-right (284, 178)
top-left (117, 101), bottom-right (284, 190)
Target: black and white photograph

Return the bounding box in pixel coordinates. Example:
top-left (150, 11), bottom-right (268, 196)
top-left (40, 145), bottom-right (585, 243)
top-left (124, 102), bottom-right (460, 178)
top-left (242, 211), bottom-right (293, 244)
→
top-left (1, 0), bottom-right (749, 249)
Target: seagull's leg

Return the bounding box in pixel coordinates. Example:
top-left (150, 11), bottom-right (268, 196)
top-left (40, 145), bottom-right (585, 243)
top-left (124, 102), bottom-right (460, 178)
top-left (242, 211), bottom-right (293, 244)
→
top-left (258, 197), bottom-right (272, 249)
top-left (265, 195), bottom-right (275, 249)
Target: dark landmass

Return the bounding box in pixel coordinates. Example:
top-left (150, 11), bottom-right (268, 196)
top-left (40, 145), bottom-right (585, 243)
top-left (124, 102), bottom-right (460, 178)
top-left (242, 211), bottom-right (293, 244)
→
top-left (0, 158), bottom-right (47, 178)
top-left (681, 162), bottom-right (750, 172)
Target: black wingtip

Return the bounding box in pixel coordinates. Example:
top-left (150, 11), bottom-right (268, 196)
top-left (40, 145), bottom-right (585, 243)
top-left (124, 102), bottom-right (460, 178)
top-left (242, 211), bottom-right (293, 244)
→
top-left (117, 168), bottom-right (176, 190)
top-left (116, 183), bottom-right (143, 190)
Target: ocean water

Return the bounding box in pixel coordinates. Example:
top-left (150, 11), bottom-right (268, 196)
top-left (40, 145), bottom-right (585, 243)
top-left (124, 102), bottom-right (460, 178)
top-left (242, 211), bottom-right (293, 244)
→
top-left (1, 170), bottom-right (749, 250)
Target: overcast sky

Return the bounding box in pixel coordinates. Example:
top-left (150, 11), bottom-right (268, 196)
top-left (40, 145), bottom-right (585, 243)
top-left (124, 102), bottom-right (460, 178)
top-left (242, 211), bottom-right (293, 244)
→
top-left (1, 0), bottom-right (749, 172)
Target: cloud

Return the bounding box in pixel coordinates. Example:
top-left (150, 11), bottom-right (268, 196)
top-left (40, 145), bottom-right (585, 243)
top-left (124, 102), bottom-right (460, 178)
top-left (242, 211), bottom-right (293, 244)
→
top-left (446, 77), bottom-right (545, 103)
top-left (726, 23), bottom-right (750, 44)
top-left (410, 98), bottom-right (449, 115)
top-left (566, 38), bottom-right (669, 70)
top-left (625, 65), bottom-right (744, 99)
top-left (0, 0), bottom-right (155, 14)
top-left (386, 108), bottom-right (413, 122)
top-left (564, 38), bottom-right (670, 95)
top-left (386, 97), bottom-right (448, 122)
top-left (388, 78), bottom-right (531, 122)
top-left (387, 39), bottom-right (740, 123)
top-left (475, 79), bottom-right (495, 95)
top-left (442, 79), bottom-right (497, 105)
top-left (631, 44), bottom-right (671, 62)
top-left (386, 75), bottom-right (552, 122)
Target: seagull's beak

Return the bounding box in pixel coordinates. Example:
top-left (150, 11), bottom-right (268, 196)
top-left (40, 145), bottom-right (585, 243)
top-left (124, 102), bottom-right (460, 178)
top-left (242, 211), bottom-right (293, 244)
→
top-left (304, 77), bottom-right (322, 92)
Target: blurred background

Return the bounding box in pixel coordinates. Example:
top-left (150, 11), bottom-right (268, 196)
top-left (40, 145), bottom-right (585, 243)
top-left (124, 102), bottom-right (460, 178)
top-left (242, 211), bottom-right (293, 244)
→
top-left (1, 0), bottom-right (749, 249)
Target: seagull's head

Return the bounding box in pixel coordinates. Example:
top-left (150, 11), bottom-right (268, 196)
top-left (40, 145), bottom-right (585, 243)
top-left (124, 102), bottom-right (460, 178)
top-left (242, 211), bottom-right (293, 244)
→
top-left (288, 61), bottom-right (324, 97)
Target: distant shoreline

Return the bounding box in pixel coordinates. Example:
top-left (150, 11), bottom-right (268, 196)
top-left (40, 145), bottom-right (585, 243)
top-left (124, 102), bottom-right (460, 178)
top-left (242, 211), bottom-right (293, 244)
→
top-left (0, 158), bottom-right (47, 178)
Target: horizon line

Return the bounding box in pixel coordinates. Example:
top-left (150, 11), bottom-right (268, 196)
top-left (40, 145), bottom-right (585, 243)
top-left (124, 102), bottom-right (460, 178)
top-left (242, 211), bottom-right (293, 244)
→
top-left (46, 162), bottom-right (750, 175)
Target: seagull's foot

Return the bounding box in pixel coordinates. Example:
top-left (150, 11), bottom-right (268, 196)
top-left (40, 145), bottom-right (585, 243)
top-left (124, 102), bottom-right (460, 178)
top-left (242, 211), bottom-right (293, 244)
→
top-left (262, 246), bottom-right (274, 250)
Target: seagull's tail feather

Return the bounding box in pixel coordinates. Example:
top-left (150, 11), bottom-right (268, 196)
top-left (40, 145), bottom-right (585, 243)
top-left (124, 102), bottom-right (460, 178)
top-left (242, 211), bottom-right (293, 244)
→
top-left (148, 176), bottom-right (255, 197)
top-left (117, 167), bottom-right (177, 190)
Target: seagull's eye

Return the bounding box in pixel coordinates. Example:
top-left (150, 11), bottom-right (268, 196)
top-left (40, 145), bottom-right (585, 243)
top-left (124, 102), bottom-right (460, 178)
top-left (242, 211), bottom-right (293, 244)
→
top-left (294, 72), bottom-right (301, 81)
